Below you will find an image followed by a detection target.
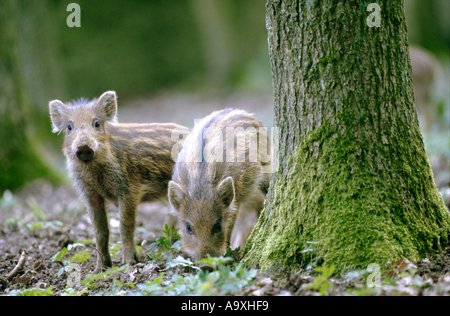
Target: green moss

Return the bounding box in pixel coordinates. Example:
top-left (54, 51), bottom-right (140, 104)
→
top-left (243, 119), bottom-right (450, 274)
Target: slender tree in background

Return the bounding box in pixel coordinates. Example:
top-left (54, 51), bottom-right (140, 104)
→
top-left (243, 0), bottom-right (450, 273)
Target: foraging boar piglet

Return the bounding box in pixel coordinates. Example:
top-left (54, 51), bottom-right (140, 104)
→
top-left (168, 108), bottom-right (272, 263)
top-left (49, 91), bottom-right (189, 272)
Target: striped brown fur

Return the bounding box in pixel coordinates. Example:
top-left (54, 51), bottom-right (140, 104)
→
top-left (49, 91), bottom-right (189, 271)
top-left (168, 108), bottom-right (271, 263)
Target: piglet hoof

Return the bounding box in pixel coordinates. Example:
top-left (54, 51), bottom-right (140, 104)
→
top-left (122, 250), bottom-right (139, 266)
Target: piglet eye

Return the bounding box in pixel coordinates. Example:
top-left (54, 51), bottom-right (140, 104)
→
top-left (67, 122), bottom-right (73, 132)
top-left (185, 222), bottom-right (194, 235)
top-left (94, 120), bottom-right (101, 129)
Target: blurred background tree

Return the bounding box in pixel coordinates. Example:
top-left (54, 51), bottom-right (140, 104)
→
top-left (405, 0), bottom-right (450, 57)
top-left (0, 0), bottom-right (65, 193)
top-left (0, 0), bottom-right (448, 197)
top-left (53, 0), bottom-right (269, 100)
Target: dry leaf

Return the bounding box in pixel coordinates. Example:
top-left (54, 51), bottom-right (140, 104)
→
top-left (10, 275), bottom-right (31, 285)
top-left (386, 258), bottom-right (417, 278)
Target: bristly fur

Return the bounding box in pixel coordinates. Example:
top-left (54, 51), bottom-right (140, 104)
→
top-left (49, 91), bottom-right (190, 272)
top-left (68, 97), bottom-right (92, 107)
top-left (168, 108), bottom-right (271, 262)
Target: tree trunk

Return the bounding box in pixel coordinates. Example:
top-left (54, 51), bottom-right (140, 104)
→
top-left (242, 0), bottom-right (450, 274)
top-left (0, 0), bottom-right (63, 193)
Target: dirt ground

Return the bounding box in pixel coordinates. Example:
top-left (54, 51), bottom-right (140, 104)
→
top-left (1, 93), bottom-right (449, 296)
top-left (0, 180), bottom-right (449, 296)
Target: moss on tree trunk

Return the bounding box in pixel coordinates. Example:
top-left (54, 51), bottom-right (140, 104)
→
top-left (242, 0), bottom-right (450, 274)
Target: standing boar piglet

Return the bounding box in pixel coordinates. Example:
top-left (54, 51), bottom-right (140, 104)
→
top-left (168, 108), bottom-right (272, 264)
top-left (49, 91), bottom-right (189, 272)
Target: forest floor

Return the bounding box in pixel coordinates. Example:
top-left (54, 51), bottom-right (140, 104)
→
top-left (1, 92), bottom-right (449, 296)
top-left (0, 179), bottom-right (449, 297)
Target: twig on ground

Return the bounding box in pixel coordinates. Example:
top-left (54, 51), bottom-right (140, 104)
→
top-left (6, 251), bottom-right (28, 281)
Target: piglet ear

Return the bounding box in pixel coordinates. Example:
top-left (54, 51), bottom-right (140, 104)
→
top-left (49, 100), bottom-right (67, 133)
top-left (168, 181), bottom-right (185, 215)
top-left (97, 91), bottom-right (118, 122)
top-left (216, 176), bottom-right (235, 209)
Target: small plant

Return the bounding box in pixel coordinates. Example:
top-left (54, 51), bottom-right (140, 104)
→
top-left (133, 260), bottom-right (258, 296)
top-left (80, 265), bottom-right (133, 295)
top-left (137, 273), bottom-right (167, 295)
top-left (225, 245), bottom-right (242, 258)
top-left (308, 265), bottom-right (336, 296)
top-left (61, 287), bottom-right (88, 296)
top-left (7, 287), bottom-right (54, 296)
top-left (146, 224), bottom-right (181, 261)
top-left (195, 255), bottom-right (233, 270)
top-left (166, 255), bottom-right (200, 271)
top-left (50, 241), bottom-right (93, 277)
top-left (108, 279), bottom-right (135, 296)
top-left (199, 263), bottom-right (258, 295)
top-left (109, 241), bottom-right (122, 260)
top-left (81, 265), bottom-right (129, 287)
top-left (26, 220), bottom-right (63, 230)
top-left (109, 239), bottom-right (142, 261)
top-left (71, 249), bottom-right (91, 264)
top-left (4, 216), bottom-right (22, 231)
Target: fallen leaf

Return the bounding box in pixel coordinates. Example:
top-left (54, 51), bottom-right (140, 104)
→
top-left (10, 275), bottom-right (31, 285)
top-left (33, 261), bottom-right (45, 270)
top-left (252, 284), bottom-right (273, 296)
top-left (257, 277), bottom-right (272, 286)
top-left (386, 258), bottom-right (417, 278)
top-left (141, 264), bottom-right (159, 275)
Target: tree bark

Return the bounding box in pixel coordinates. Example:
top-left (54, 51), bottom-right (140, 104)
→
top-left (243, 0), bottom-right (450, 273)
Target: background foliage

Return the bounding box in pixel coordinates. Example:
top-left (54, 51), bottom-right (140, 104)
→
top-left (0, 0), bottom-right (448, 192)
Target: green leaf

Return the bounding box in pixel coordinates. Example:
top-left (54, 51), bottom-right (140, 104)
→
top-left (195, 255), bottom-right (233, 269)
top-left (315, 265), bottom-right (335, 278)
top-left (146, 224), bottom-right (182, 261)
top-left (75, 239), bottom-right (95, 244)
top-left (218, 263), bottom-right (231, 278)
top-left (71, 249), bottom-right (91, 263)
top-left (81, 265), bottom-right (129, 286)
top-left (308, 265), bottom-right (336, 296)
top-left (25, 220), bottom-right (63, 231)
top-left (17, 287), bottom-right (54, 296)
top-left (163, 223), bottom-right (181, 243)
top-left (113, 278), bottom-right (135, 289)
top-left (67, 243), bottom-right (85, 251)
top-left (51, 247), bottom-right (68, 262)
top-left (170, 240), bottom-right (182, 252)
top-left (166, 255), bottom-right (200, 270)
top-left (26, 222), bottom-right (43, 230)
top-left (226, 245), bottom-right (242, 257)
top-left (109, 241), bottom-right (122, 260)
